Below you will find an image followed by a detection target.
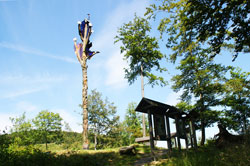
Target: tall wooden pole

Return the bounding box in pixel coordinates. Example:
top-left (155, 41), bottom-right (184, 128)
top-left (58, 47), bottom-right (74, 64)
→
top-left (141, 64), bottom-right (146, 137)
top-left (74, 40), bottom-right (89, 149)
top-left (82, 59), bottom-right (89, 149)
top-left (73, 19), bottom-right (93, 149)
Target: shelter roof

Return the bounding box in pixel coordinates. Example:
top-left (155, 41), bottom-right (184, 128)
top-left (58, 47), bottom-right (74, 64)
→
top-left (135, 97), bottom-right (186, 119)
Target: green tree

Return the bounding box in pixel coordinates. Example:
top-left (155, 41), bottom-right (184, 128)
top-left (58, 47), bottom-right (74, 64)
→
top-left (9, 112), bottom-right (34, 145)
top-left (183, 0), bottom-right (250, 60)
top-left (124, 102), bottom-right (143, 145)
top-left (175, 101), bottom-right (194, 114)
top-left (171, 47), bottom-right (228, 145)
top-left (222, 67), bottom-right (250, 134)
top-left (115, 14), bottom-right (166, 137)
top-left (146, 0), bottom-right (250, 61)
top-left (62, 122), bottom-right (82, 150)
top-left (32, 110), bottom-right (63, 150)
top-left (86, 89), bottom-right (120, 150)
top-left (146, 2), bottom-right (230, 145)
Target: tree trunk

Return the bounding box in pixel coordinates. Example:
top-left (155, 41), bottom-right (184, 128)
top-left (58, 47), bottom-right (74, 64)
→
top-left (200, 120), bottom-right (206, 146)
top-left (243, 113), bottom-right (247, 134)
top-left (82, 62), bottom-right (89, 149)
top-left (45, 131), bottom-right (48, 150)
top-left (94, 126), bottom-right (97, 150)
top-left (198, 79), bottom-right (206, 146)
top-left (141, 64), bottom-right (146, 137)
top-left (94, 133), bottom-right (97, 150)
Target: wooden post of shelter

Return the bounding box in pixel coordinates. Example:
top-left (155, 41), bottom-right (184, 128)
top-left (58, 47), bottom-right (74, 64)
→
top-left (166, 116), bottom-right (172, 151)
top-left (175, 116), bottom-right (181, 151)
top-left (174, 137), bottom-right (177, 148)
top-left (191, 118), bottom-right (198, 149)
top-left (147, 110), bottom-right (155, 154)
top-left (189, 120), bottom-right (194, 148)
top-left (182, 118), bottom-right (189, 149)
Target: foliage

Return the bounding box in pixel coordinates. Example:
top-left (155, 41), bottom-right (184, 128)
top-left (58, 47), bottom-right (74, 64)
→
top-left (183, 0), bottom-right (250, 60)
top-left (115, 14), bottom-right (167, 87)
top-left (33, 110), bottom-right (63, 150)
top-left (61, 122), bottom-right (82, 150)
top-left (145, 0), bottom-right (249, 142)
top-left (145, 1), bottom-right (230, 145)
top-left (145, 0), bottom-right (250, 61)
top-left (170, 44), bottom-right (229, 145)
top-left (9, 112), bottom-right (35, 145)
top-left (175, 101), bottom-right (194, 114)
top-left (221, 67), bottom-right (250, 134)
top-left (0, 141), bottom-right (151, 166)
top-left (85, 89), bottom-right (120, 149)
top-left (62, 131), bottom-right (82, 150)
top-left (145, 0), bottom-right (193, 63)
top-left (123, 102), bottom-right (143, 144)
top-left (149, 138), bottom-right (250, 166)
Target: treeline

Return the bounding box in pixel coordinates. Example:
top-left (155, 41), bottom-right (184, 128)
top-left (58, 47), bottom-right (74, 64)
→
top-left (0, 89), bottom-right (143, 151)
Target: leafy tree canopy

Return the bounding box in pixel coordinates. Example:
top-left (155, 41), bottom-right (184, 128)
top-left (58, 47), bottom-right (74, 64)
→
top-left (33, 110), bottom-right (63, 149)
top-left (222, 67), bottom-right (250, 133)
top-left (9, 113), bottom-right (33, 145)
top-left (124, 102), bottom-right (143, 144)
top-left (115, 14), bottom-right (167, 86)
top-left (85, 89), bottom-right (120, 149)
top-left (145, 0), bottom-right (250, 61)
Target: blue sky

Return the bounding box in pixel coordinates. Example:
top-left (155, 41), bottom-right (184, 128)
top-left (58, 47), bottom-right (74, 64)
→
top-left (0, 0), bottom-right (249, 141)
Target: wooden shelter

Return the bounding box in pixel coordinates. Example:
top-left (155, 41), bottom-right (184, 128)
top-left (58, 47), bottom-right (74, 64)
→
top-left (135, 98), bottom-right (198, 153)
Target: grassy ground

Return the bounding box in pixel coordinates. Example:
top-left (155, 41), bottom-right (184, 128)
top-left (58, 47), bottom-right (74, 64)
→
top-left (1, 143), bottom-right (152, 166)
top-left (147, 139), bottom-right (250, 166)
top-left (1, 139), bottom-right (249, 166)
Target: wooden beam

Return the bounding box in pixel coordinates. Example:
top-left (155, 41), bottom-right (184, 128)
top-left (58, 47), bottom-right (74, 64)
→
top-left (189, 121), bottom-right (194, 148)
top-left (166, 116), bottom-right (172, 151)
top-left (175, 116), bottom-right (181, 151)
top-left (183, 119), bottom-right (189, 149)
top-left (147, 110), bottom-right (155, 159)
top-left (191, 119), bottom-right (198, 149)
top-left (135, 136), bottom-right (150, 143)
top-left (174, 137), bottom-right (177, 148)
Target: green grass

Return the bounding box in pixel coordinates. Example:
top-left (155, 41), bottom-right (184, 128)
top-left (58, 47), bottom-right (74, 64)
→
top-left (2, 139), bottom-right (249, 166)
top-left (0, 143), bottom-right (152, 166)
top-left (147, 139), bottom-right (250, 166)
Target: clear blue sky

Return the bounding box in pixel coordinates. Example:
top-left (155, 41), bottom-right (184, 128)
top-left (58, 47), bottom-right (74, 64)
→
top-left (0, 0), bottom-right (249, 141)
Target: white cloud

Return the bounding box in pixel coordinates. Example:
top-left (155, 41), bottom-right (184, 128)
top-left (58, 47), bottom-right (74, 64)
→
top-left (105, 51), bottom-right (128, 89)
top-left (165, 91), bottom-right (183, 106)
top-left (0, 73), bottom-right (66, 85)
top-left (2, 87), bottom-right (45, 99)
top-left (0, 73), bottom-right (67, 99)
top-left (91, 0), bottom-right (149, 89)
top-left (0, 113), bottom-right (15, 133)
top-left (0, 42), bottom-right (77, 63)
top-left (93, 0), bottom-right (149, 50)
top-left (16, 101), bottom-right (38, 112)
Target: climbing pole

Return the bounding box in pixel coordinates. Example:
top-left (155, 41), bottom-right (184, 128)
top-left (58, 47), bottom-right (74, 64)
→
top-left (73, 15), bottom-right (99, 149)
